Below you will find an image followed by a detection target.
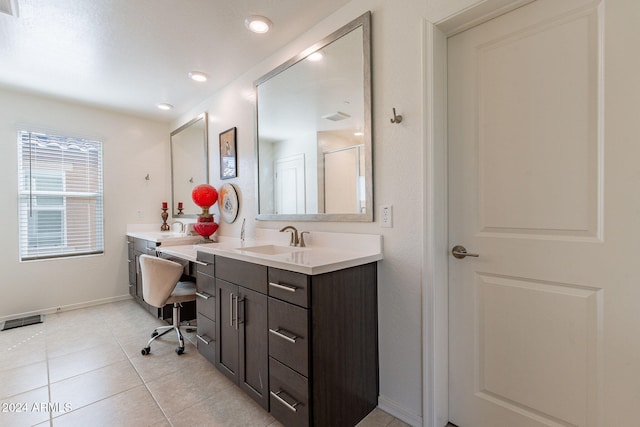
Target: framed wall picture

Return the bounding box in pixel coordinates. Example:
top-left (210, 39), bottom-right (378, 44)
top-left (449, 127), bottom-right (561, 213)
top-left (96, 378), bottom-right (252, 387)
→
top-left (219, 127), bottom-right (237, 179)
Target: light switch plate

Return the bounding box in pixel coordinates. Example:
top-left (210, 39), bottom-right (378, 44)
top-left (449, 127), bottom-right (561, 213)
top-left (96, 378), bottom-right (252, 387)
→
top-left (380, 205), bottom-right (393, 228)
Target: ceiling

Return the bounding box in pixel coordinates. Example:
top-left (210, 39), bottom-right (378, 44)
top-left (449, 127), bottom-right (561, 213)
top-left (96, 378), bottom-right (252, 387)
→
top-left (0, 0), bottom-right (351, 121)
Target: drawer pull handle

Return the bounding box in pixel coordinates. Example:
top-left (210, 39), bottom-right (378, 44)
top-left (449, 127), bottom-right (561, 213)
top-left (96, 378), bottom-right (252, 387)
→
top-left (193, 260), bottom-right (210, 266)
top-left (195, 291), bottom-right (212, 300)
top-left (196, 334), bottom-right (212, 345)
top-left (270, 390), bottom-right (300, 412)
top-left (269, 328), bottom-right (298, 343)
top-left (269, 282), bottom-right (297, 293)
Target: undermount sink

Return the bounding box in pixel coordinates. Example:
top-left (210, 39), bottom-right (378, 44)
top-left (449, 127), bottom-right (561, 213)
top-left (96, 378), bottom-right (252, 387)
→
top-left (236, 244), bottom-right (303, 255)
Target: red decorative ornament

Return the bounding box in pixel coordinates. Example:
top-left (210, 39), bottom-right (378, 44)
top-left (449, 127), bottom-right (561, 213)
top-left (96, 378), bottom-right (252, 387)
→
top-left (191, 184), bottom-right (219, 241)
top-left (191, 184), bottom-right (218, 208)
top-left (193, 222), bottom-right (219, 239)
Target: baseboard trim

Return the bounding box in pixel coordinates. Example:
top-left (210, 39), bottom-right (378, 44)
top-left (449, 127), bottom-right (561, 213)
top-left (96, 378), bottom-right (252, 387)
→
top-left (0, 295), bottom-right (133, 322)
top-left (378, 395), bottom-right (423, 427)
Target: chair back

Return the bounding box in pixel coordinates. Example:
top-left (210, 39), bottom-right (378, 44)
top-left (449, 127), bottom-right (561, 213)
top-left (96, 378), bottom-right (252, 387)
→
top-left (139, 255), bottom-right (184, 308)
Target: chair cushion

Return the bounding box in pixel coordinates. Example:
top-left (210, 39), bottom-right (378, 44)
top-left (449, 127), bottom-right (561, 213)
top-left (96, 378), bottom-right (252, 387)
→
top-left (139, 255), bottom-right (184, 308)
top-left (166, 281), bottom-right (197, 304)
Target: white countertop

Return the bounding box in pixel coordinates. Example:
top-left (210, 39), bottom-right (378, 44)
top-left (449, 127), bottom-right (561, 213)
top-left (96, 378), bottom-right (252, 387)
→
top-left (126, 230), bottom-right (202, 246)
top-left (154, 230), bottom-right (383, 275)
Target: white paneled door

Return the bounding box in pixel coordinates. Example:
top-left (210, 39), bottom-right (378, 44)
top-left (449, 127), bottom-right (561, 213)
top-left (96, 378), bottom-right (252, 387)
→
top-left (448, 0), bottom-right (640, 425)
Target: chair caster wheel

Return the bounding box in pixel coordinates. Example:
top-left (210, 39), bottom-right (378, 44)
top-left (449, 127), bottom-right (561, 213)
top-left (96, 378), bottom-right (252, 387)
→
top-left (151, 331), bottom-right (158, 338)
top-left (141, 347), bottom-right (150, 355)
top-left (176, 347), bottom-right (184, 355)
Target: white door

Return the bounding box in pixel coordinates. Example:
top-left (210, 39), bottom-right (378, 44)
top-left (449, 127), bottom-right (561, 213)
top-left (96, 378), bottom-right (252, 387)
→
top-left (448, 0), bottom-right (640, 426)
top-left (275, 154), bottom-right (305, 214)
top-left (324, 147), bottom-right (360, 213)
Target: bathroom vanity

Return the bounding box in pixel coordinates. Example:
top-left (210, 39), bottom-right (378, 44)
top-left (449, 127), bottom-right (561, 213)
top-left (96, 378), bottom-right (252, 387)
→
top-left (129, 230), bottom-right (382, 427)
top-left (134, 229), bottom-right (382, 426)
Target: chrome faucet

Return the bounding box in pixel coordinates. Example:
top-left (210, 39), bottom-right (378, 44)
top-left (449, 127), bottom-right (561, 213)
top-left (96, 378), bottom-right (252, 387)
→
top-left (171, 221), bottom-right (185, 233)
top-left (279, 226), bottom-right (299, 246)
top-left (299, 231), bottom-right (310, 247)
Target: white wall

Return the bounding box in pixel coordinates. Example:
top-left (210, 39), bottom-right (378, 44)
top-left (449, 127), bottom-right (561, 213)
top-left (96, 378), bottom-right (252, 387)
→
top-left (175, 1), bottom-right (431, 424)
top-left (0, 0), bottom-right (503, 424)
top-left (0, 87), bottom-right (170, 319)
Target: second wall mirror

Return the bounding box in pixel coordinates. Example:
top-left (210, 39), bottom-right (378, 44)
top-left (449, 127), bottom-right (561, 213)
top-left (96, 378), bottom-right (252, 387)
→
top-left (171, 112), bottom-right (209, 218)
top-left (255, 12), bottom-right (372, 221)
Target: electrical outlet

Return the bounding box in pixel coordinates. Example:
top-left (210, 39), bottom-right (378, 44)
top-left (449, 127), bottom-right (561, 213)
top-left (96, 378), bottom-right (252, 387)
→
top-left (380, 205), bottom-right (393, 228)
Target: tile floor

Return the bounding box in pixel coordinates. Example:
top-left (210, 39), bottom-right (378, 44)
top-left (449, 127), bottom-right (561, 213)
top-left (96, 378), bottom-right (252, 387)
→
top-left (0, 299), bottom-right (411, 427)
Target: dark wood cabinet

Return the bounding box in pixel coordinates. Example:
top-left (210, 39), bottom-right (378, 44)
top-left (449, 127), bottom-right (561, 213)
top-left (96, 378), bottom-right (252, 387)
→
top-left (195, 251), bottom-right (216, 364)
top-left (189, 250), bottom-right (378, 426)
top-left (216, 278), bottom-right (239, 379)
top-left (215, 256), bottom-right (269, 410)
top-left (127, 238), bottom-right (136, 297)
top-left (268, 263), bottom-right (379, 427)
top-left (126, 237), bottom-right (195, 322)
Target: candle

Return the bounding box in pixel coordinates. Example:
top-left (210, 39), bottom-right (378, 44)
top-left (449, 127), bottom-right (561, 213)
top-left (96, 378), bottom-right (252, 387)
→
top-left (178, 202), bottom-right (183, 209)
top-left (162, 201), bottom-right (168, 209)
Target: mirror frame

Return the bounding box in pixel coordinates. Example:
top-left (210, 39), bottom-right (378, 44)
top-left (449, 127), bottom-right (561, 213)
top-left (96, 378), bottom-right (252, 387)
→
top-left (254, 11), bottom-right (372, 222)
top-left (170, 112), bottom-right (209, 218)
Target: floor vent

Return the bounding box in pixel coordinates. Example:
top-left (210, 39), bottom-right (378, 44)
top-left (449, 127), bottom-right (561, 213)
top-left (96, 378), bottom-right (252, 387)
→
top-left (0, 315), bottom-right (44, 331)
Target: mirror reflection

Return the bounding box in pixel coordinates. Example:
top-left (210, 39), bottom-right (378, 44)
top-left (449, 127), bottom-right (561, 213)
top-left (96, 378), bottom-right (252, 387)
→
top-left (171, 113), bottom-right (208, 218)
top-left (255, 12), bottom-right (372, 221)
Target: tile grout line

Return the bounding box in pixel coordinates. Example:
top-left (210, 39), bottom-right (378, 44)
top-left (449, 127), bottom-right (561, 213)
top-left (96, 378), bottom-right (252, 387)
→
top-left (111, 312), bottom-right (175, 427)
top-left (44, 322), bottom-right (53, 427)
top-left (46, 310), bottom-right (155, 425)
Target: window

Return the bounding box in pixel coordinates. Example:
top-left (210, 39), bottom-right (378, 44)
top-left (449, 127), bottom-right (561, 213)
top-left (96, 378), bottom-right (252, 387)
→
top-left (17, 131), bottom-right (104, 261)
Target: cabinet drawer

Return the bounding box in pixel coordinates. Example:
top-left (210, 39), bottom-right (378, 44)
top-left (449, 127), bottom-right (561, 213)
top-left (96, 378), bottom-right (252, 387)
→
top-left (268, 297), bottom-right (309, 377)
top-left (134, 238), bottom-right (157, 254)
top-left (196, 312), bottom-right (215, 364)
top-left (133, 238), bottom-right (146, 253)
top-left (196, 270), bottom-right (215, 294)
top-left (268, 268), bottom-right (310, 308)
top-left (269, 357), bottom-right (309, 427)
top-left (196, 274), bottom-right (216, 320)
top-left (196, 251), bottom-right (215, 277)
top-left (216, 257), bottom-right (267, 294)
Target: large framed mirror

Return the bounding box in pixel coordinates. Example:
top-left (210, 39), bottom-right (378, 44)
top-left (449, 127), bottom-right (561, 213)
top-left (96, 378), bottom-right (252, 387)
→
top-left (255, 11), bottom-right (372, 221)
top-left (171, 112), bottom-right (209, 218)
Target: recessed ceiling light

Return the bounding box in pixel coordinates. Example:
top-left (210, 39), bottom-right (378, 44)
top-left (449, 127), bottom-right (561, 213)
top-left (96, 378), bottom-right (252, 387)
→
top-left (156, 103), bottom-right (173, 111)
top-left (188, 71), bottom-right (208, 82)
top-left (245, 15), bottom-right (272, 34)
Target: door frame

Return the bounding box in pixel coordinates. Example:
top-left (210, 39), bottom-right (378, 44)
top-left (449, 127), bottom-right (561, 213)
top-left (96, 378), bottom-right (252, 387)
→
top-left (422, 1), bottom-right (536, 426)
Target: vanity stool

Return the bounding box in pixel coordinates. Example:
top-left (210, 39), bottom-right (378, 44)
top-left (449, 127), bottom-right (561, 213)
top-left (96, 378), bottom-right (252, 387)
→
top-left (138, 254), bottom-right (196, 355)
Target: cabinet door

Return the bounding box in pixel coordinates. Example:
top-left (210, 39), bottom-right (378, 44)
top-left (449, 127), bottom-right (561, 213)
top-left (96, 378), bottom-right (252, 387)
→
top-left (239, 286), bottom-right (269, 409)
top-left (216, 279), bottom-right (239, 382)
top-left (127, 241), bottom-right (136, 297)
top-left (134, 251), bottom-right (143, 298)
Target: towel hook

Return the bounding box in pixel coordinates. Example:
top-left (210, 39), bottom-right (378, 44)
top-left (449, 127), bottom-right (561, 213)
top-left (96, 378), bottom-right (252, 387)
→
top-left (390, 108), bottom-right (403, 124)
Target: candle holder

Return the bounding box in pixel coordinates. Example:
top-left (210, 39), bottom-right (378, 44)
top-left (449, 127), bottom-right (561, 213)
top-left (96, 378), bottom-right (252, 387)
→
top-left (177, 203), bottom-right (184, 215)
top-left (160, 208), bottom-right (170, 231)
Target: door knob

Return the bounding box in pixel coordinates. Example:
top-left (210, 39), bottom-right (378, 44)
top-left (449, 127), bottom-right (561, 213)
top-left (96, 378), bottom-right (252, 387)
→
top-left (452, 245), bottom-right (479, 259)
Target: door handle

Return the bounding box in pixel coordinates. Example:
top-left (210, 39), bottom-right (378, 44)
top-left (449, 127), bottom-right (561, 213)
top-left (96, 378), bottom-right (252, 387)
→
top-left (452, 245), bottom-right (479, 259)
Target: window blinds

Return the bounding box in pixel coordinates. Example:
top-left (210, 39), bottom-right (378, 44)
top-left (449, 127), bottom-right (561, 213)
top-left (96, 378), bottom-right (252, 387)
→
top-left (17, 131), bottom-right (104, 261)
